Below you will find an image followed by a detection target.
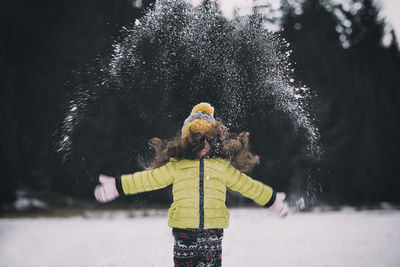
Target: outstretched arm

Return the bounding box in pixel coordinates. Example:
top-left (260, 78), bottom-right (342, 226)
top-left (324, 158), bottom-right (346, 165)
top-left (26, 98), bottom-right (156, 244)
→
top-left (94, 161), bottom-right (175, 203)
top-left (119, 161), bottom-right (175, 195)
top-left (223, 164), bottom-right (288, 217)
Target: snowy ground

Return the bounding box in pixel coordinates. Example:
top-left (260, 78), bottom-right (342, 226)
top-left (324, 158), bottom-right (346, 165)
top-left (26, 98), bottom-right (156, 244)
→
top-left (1, 208), bottom-right (399, 267)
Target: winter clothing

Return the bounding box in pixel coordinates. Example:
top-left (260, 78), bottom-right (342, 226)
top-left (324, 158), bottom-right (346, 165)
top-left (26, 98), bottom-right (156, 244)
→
top-left (93, 102), bottom-right (287, 267)
top-left (172, 228), bottom-right (223, 267)
top-left (94, 175), bottom-right (119, 203)
top-left (181, 102), bottom-right (215, 139)
top-left (270, 192), bottom-right (289, 218)
top-left (117, 157), bottom-right (275, 229)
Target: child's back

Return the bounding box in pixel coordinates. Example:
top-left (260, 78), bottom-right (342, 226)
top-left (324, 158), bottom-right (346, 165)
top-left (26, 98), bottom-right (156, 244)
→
top-left (94, 103), bottom-right (288, 267)
top-left (120, 157), bottom-right (275, 229)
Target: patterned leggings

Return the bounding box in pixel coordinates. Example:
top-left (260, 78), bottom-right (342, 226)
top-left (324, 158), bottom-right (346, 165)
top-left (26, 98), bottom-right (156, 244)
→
top-left (172, 228), bottom-right (224, 267)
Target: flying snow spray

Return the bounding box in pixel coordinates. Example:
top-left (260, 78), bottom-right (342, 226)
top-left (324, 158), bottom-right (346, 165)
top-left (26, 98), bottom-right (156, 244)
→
top-left (56, 0), bottom-right (323, 210)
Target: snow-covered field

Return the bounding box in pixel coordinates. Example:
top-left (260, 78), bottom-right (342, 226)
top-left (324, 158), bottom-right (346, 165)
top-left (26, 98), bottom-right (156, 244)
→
top-left (1, 208), bottom-right (399, 267)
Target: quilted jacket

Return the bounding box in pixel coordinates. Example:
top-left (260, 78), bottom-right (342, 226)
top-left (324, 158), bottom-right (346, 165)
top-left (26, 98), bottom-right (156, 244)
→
top-left (118, 157), bottom-right (276, 229)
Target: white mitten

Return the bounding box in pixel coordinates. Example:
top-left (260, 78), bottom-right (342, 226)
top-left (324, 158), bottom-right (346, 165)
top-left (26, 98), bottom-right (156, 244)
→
top-left (94, 175), bottom-right (119, 203)
top-left (269, 192), bottom-right (289, 218)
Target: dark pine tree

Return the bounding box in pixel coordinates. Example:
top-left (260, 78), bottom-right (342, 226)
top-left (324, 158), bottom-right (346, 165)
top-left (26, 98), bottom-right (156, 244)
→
top-left (281, 0), bottom-right (400, 204)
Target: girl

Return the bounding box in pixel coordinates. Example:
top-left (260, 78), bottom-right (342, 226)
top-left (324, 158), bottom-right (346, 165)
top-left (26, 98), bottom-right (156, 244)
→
top-left (94, 102), bottom-right (288, 267)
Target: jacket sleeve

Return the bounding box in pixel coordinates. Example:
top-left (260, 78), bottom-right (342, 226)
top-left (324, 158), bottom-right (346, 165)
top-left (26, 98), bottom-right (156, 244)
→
top-left (223, 163), bottom-right (276, 207)
top-left (117, 161), bottom-right (175, 195)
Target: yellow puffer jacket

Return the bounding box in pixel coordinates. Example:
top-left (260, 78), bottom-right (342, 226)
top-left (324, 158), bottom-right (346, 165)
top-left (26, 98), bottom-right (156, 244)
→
top-left (119, 157), bottom-right (275, 229)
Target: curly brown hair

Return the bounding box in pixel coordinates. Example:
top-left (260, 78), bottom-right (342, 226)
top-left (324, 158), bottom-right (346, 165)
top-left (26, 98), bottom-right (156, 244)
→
top-left (148, 119), bottom-right (260, 173)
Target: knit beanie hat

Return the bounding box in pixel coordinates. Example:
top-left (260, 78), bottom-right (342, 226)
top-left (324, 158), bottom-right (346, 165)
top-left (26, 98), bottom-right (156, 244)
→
top-left (181, 103), bottom-right (216, 139)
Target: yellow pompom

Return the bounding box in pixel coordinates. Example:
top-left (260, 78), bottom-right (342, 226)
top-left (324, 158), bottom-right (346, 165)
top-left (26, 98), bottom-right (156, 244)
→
top-left (191, 102), bottom-right (214, 115)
